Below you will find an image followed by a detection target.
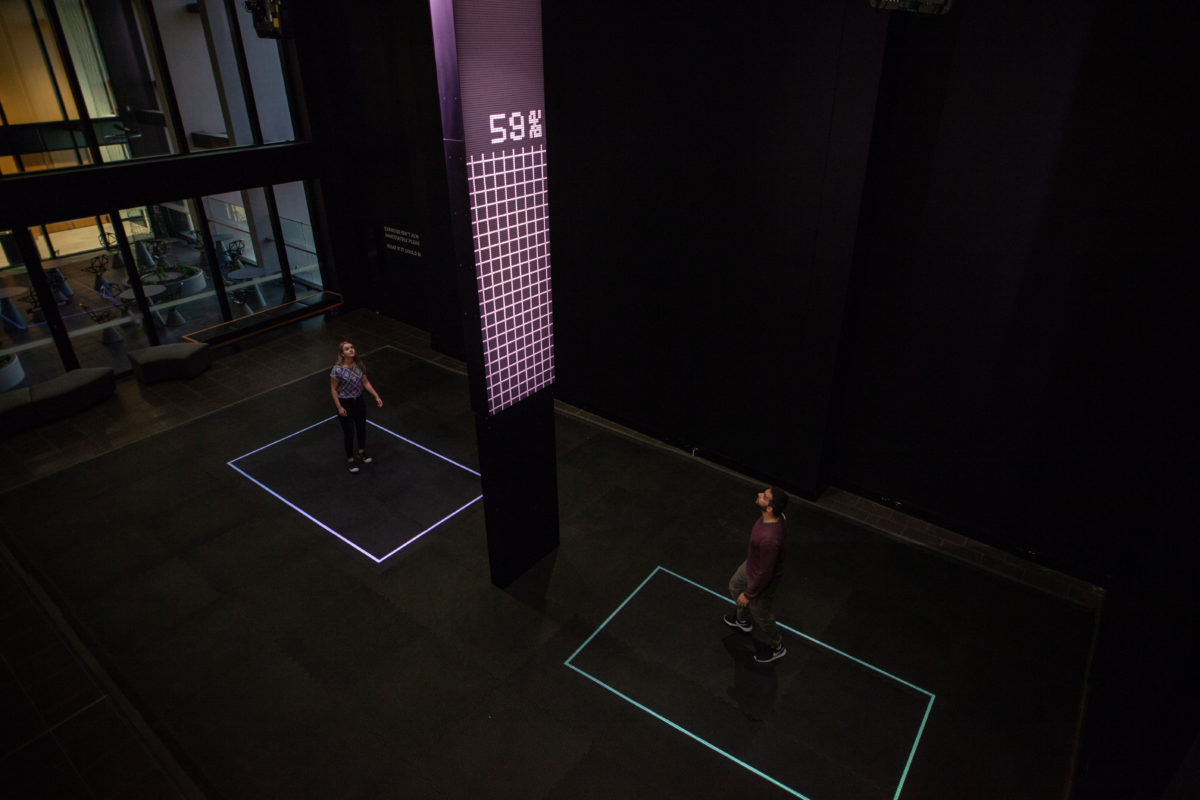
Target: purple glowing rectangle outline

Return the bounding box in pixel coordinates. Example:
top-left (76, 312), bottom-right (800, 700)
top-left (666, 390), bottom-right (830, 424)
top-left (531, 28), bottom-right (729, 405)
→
top-left (227, 417), bottom-right (482, 563)
top-left (467, 143), bottom-right (555, 414)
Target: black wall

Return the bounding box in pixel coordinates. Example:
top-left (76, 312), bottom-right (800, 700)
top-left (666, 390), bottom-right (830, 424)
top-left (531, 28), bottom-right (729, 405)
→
top-left (539, 0), bottom-right (1196, 577)
top-left (831, 0), bottom-right (1100, 560)
top-left (535, 1), bottom-right (1198, 797)
top-left (543, 0), bottom-right (888, 497)
top-left (828, 4), bottom-right (1198, 795)
top-left (289, 0), bottom-right (463, 353)
top-left (288, 2), bottom-right (1198, 795)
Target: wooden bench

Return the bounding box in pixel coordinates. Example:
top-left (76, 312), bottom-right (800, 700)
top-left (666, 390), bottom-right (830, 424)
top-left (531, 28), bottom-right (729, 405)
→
top-left (183, 291), bottom-right (343, 348)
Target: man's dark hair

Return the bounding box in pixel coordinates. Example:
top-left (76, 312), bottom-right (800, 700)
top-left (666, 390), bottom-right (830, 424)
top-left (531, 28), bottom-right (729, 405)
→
top-left (769, 487), bottom-right (789, 516)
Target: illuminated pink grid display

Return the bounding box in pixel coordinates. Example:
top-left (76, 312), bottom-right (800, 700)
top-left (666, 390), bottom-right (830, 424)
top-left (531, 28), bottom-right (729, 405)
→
top-left (467, 143), bottom-right (555, 414)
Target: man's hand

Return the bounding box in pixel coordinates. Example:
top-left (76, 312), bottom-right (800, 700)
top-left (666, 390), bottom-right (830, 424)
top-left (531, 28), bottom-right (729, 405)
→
top-left (737, 592), bottom-right (749, 608)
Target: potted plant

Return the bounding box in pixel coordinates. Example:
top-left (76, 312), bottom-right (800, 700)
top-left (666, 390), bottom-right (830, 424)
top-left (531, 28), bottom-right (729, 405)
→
top-left (141, 263), bottom-right (207, 298)
top-left (0, 352), bottom-right (26, 392)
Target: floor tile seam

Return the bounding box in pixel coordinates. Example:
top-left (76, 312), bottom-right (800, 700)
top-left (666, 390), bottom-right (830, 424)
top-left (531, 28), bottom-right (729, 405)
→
top-left (1, 343), bottom-right (421, 491)
top-left (547, 397), bottom-right (1098, 608)
top-left (552, 402), bottom-right (703, 453)
top-left (0, 724), bottom-right (64, 766)
top-left (0, 538), bottom-right (207, 798)
top-left (43, 693), bottom-right (111, 741)
top-left (41, 723), bottom-right (98, 794)
top-left (107, 361), bottom-right (321, 432)
top-left (822, 493), bottom-right (1106, 598)
top-left (0, 654), bottom-right (58, 757)
top-left (8, 315), bottom-right (1098, 609)
top-left (132, 379), bottom-right (212, 407)
top-left (0, 578), bottom-right (109, 755)
top-left (368, 343), bottom-right (470, 378)
top-left (37, 422), bottom-right (107, 460)
top-left (810, 501), bottom-right (1102, 609)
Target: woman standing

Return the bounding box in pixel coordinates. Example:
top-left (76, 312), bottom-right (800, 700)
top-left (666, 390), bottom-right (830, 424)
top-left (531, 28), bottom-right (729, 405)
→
top-left (330, 341), bottom-right (383, 473)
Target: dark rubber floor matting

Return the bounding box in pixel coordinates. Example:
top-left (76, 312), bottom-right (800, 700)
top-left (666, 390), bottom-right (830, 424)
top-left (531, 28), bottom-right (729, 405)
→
top-left (0, 344), bottom-right (1099, 799)
top-left (567, 567), bottom-right (933, 800)
top-left (229, 418), bottom-right (481, 562)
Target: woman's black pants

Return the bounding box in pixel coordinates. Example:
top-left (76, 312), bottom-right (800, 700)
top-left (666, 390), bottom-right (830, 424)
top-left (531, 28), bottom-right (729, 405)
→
top-left (337, 396), bottom-right (367, 458)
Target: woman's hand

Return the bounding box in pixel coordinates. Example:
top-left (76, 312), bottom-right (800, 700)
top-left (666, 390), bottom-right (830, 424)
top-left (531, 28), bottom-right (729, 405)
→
top-left (337, 405), bottom-right (347, 416)
top-left (375, 396), bottom-right (383, 408)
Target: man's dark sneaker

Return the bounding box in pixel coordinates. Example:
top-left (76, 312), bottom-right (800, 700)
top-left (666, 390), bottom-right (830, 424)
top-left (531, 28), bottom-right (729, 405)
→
top-left (754, 643), bottom-right (786, 664)
top-left (723, 613), bottom-right (752, 633)
top-left (358, 452), bottom-right (373, 463)
top-left (347, 461), bottom-right (360, 473)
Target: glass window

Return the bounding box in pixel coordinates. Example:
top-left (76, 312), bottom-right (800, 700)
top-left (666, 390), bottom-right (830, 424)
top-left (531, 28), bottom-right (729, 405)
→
top-left (0, 0), bottom-right (90, 173)
top-left (1, 229), bottom-right (60, 387)
top-left (18, 203), bottom-right (220, 376)
top-left (6, 178), bottom-right (324, 382)
top-left (0, 1), bottom-right (80, 125)
top-left (274, 181), bottom-right (322, 293)
top-left (124, 200), bottom-right (221, 345)
top-left (36, 215), bottom-right (104, 259)
top-left (236, 3), bottom-right (293, 143)
top-left (152, 0), bottom-right (240, 150)
top-left (1, 0), bottom-right (296, 176)
top-left (55, 0), bottom-right (118, 119)
top-left (151, 0), bottom-right (293, 149)
top-left (31, 215), bottom-right (147, 376)
top-left (203, 188), bottom-right (272, 314)
top-left (200, 183), bottom-right (323, 320)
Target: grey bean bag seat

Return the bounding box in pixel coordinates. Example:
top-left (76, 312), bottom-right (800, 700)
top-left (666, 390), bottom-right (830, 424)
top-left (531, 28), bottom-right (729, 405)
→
top-left (0, 366), bottom-right (116, 436)
top-left (127, 342), bottom-right (212, 384)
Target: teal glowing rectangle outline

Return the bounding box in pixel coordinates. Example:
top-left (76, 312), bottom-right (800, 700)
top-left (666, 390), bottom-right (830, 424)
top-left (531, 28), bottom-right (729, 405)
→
top-left (564, 566), bottom-right (936, 800)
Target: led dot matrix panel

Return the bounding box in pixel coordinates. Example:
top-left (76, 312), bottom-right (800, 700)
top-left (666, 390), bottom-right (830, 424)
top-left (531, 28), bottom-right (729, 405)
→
top-left (452, 0), bottom-right (555, 415)
top-left (468, 144), bottom-right (554, 413)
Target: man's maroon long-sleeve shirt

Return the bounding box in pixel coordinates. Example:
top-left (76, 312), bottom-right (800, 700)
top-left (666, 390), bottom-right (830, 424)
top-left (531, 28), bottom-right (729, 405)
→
top-left (744, 516), bottom-right (786, 598)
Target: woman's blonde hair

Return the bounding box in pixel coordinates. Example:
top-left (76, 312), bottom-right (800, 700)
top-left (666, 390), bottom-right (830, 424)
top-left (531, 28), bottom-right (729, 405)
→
top-left (335, 341), bottom-right (365, 370)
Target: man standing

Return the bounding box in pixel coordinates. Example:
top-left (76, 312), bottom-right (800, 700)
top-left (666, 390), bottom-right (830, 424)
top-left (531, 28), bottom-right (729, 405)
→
top-left (724, 487), bottom-right (789, 663)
